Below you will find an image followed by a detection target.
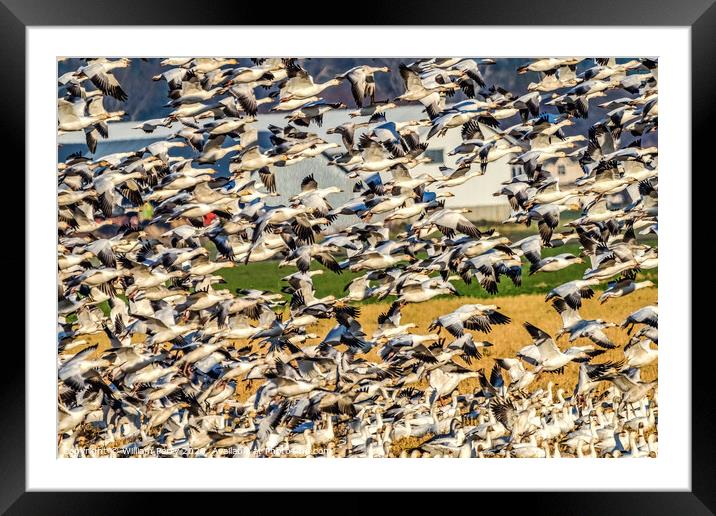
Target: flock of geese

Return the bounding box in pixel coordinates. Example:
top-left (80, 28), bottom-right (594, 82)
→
top-left (58, 57), bottom-right (658, 458)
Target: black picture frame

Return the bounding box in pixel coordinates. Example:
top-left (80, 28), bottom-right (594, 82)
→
top-left (4, 1), bottom-right (709, 512)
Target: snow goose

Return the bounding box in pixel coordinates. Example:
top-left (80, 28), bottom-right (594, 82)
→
top-left (188, 58), bottom-right (238, 75)
top-left (279, 65), bottom-right (342, 101)
top-left (624, 339), bottom-right (658, 368)
top-left (552, 299), bottom-right (618, 349)
top-left (517, 58), bottom-right (583, 75)
top-left (599, 273), bottom-right (655, 303)
top-left (509, 435), bottom-right (550, 458)
top-left (526, 202), bottom-right (579, 244)
top-left (428, 363), bottom-right (480, 402)
top-left (58, 97), bottom-right (124, 153)
top-left (229, 146), bottom-right (287, 173)
top-left (419, 419), bottom-right (467, 457)
top-left (74, 58), bottom-right (131, 101)
top-left (545, 278), bottom-right (599, 309)
top-left (419, 207), bottom-right (491, 239)
top-left (621, 305), bottom-right (658, 334)
top-left (598, 372), bottom-right (657, 408)
top-left (495, 357), bottom-right (538, 391)
top-left (348, 101), bottom-right (397, 120)
top-left (517, 322), bottom-right (603, 374)
top-left (429, 304), bottom-right (511, 338)
top-left (347, 250), bottom-right (413, 272)
top-left (337, 65), bottom-right (390, 107)
top-left (396, 277), bottom-right (458, 303)
top-left (58, 391), bottom-right (103, 434)
top-left (489, 398), bottom-right (539, 442)
top-left (396, 64), bottom-right (459, 117)
top-left (286, 100), bottom-right (346, 127)
top-left (528, 253), bottom-right (583, 275)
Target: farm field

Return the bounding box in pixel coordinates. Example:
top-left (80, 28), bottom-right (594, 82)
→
top-left (70, 287), bottom-right (658, 397)
top-left (80, 240), bottom-right (657, 321)
top-left (212, 242), bottom-right (657, 302)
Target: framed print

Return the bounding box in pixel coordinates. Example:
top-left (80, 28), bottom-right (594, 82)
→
top-left (4, 0), bottom-right (711, 512)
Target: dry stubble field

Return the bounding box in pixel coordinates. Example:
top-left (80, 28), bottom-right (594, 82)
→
top-left (68, 288), bottom-right (658, 401)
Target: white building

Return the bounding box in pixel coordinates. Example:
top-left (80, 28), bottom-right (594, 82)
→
top-left (58, 105), bottom-right (521, 221)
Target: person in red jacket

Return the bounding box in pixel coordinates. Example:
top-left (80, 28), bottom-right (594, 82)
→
top-left (203, 212), bottom-right (218, 226)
